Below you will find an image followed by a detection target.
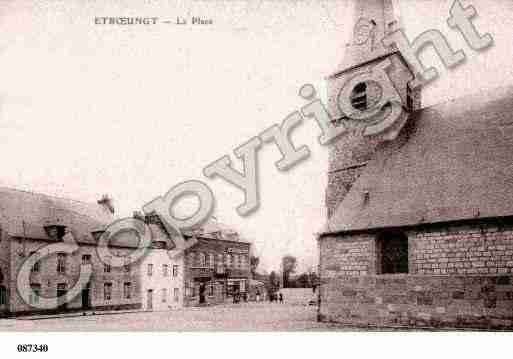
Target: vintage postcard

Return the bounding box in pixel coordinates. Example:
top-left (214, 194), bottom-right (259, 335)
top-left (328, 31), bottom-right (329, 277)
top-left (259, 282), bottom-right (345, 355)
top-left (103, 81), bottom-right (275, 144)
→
top-left (0, 0), bottom-right (512, 357)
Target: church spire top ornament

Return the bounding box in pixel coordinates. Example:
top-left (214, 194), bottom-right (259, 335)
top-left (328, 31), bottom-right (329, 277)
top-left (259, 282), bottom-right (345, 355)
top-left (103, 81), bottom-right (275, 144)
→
top-left (334, 0), bottom-right (402, 76)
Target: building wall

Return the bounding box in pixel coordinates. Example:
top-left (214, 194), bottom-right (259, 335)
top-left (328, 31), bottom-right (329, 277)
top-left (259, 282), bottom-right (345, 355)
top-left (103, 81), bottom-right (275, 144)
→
top-left (183, 238), bottom-right (251, 307)
top-left (319, 274), bottom-right (513, 329)
top-left (0, 228), bottom-right (11, 316)
top-left (320, 233), bottom-right (377, 277)
top-left (410, 224), bottom-right (513, 275)
top-left (139, 248), bottom-right (184, 311)
top-left (319, 220), bottom-right (513, 329)
top-left (7, 237), bottom-right (141, 316)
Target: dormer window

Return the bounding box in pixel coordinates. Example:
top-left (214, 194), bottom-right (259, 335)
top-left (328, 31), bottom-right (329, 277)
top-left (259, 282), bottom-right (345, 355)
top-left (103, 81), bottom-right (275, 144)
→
top-left (351, 82), bottom-right (368, 111)
top-left (44, 224), bottom-right (66, 240)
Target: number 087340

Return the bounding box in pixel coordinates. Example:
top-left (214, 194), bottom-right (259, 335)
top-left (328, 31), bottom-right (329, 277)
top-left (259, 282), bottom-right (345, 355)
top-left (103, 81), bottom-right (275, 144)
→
top-left (17, 344), bottom-right (49, 353)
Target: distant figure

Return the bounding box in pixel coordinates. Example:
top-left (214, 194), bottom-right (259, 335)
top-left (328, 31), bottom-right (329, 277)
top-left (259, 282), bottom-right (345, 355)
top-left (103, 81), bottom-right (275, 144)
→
top-left (256, 290), bottom-right (261, 302)
top-left (279, 292), bottom-right (283, 303)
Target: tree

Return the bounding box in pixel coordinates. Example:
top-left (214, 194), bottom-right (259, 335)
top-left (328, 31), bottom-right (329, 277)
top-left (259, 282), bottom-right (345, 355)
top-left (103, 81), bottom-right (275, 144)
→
top-left (250, 256), bottom-right (260, 278)
top-left (281, 255), bottom-right (297, 288)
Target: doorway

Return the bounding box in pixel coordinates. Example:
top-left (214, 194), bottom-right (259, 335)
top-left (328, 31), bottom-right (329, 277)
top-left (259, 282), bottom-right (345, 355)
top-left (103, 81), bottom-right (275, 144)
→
top-left (199, 284), bottom-right (206, 304)
top-left (57, 283), bottom-right (67, 311)
top-left (377, 230), bottom-right (409, 274)
top-left (147, 289), bottom-right (153, 311)
top-left (81, 283), bottom-right (91, 309)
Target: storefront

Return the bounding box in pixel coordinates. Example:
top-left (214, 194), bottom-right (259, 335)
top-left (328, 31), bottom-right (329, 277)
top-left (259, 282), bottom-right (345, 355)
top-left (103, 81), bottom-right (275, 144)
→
top-left (183, 235), bottom-right (251, 307)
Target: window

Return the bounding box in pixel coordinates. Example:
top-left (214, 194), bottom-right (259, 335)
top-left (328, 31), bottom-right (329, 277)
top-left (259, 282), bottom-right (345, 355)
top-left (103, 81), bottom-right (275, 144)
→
top-left (227, 254), bottom-right (233, 268)
top-left (172, 265), bottom-right (179, 277)
top-left (57, 253), bottom-right (66, 273)
top-left (377, 231), bottom-right (409, 274)
top-left (208, 284), bottom-right (214, 296)
top-left (163, 264), bottom-right (169, 277)
top-left (104, 283), bottom-right (112, 300)
top-left (173, 288), bottom-right (179, 302)
top-left (0, 286), bottom-right (6, 306)
top-left (104, 257), bottom-right (111, 273)
top-left (123, 282), bottom-right (131, 299)
top-left (29, 284), bottom-right (41, 305)
top-left (350, 82), bottom-right (367, 111)
top-left (30, 252), bottom-right (40, 273)
top-left (82, 254), bottom-right (91, 265)
top-left (147, 264), bottom-right (153, 276)
top-left (161, 288), bottom-right (167, 303)
top-left (198, 252), bottom-right (206, 267)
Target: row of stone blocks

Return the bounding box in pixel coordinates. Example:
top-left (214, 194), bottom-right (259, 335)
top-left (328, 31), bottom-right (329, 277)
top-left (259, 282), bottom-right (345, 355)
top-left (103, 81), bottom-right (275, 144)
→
top-left (319, 274), bottom-right (513, 330)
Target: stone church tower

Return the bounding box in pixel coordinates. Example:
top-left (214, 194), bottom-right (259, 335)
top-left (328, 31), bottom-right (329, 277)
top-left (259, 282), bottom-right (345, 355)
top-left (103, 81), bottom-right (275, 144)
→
top-left (325, 0), bottom-right (421, 219)
top-left (318, 0), bottom-right (513, 329)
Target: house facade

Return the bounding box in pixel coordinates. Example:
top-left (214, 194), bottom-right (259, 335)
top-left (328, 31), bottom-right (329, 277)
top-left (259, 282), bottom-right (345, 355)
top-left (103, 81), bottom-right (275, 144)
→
top-left (139, 242), bottom-right (184, 311)
top-left (318, 0), bottom-right (513, 329)
top-left (183, 229), bottom-right (251, 307)
top-left (0, 188), bottom-right (188, 317)
top-left (0, 188), bottom-right (142, 317)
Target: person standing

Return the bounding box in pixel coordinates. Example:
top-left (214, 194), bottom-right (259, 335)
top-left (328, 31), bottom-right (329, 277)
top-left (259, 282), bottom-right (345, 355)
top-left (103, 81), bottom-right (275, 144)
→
top-left (256, 290), bottom-right (261, 302)
top-left (279, 292), bottom-right (283, 303)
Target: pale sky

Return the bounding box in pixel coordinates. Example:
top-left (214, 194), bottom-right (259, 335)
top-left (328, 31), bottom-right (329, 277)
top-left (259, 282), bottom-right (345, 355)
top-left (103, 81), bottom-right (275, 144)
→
top-left (1, 0), bottom-right (512, 274)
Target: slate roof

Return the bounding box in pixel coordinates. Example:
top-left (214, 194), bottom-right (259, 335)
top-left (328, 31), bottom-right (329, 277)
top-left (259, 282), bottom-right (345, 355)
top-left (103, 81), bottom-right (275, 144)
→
top-left (186, 217), bottom-right (241, 241)
top-left (324, 85), bottom-right (513, 234)
top-left (0, 187), bottom-right (114, 244)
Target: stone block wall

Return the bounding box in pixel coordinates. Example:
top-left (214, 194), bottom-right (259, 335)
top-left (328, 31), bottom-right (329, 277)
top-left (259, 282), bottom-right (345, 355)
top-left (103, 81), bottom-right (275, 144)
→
top-left (410, 225), bottom-right (513, 275)
top-left (319, 220), bottom-right (513, 329)
top-left (319, 274), bottom-right (513, 329)
top-left (320, 234), bottom-right (376, 276)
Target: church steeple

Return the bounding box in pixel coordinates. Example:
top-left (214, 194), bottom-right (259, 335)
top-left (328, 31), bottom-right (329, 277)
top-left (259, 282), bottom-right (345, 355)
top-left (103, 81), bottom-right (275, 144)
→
top-left (336, 0), bottom-right (402, 75)
top-left (325, 0), bottom-right (419, 219)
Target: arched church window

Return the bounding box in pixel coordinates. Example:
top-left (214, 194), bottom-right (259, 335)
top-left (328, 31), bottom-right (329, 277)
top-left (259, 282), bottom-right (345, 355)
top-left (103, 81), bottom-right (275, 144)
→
top-left (377, 231), bottom-right (409, 274)
top-left (351, 83), bottom-right (368, 111)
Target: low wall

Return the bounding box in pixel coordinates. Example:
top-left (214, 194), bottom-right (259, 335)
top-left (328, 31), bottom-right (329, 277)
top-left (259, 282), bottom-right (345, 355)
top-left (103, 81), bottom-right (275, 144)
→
top-left (280, 288), bottom-right (317, 305)
top-left (319, 274), bottom-right (513, 329)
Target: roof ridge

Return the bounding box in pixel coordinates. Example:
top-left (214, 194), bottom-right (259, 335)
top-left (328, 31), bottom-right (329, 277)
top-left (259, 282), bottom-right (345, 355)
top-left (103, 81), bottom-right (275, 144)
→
top-left (416, 83), bottom-right (513, 113)
top-left (0, 186), bottom-right (100, 207)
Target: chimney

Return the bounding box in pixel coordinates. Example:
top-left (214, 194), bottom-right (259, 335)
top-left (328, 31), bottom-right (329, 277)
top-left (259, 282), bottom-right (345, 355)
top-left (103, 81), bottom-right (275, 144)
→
top-left (98, 194), bottom-right (115, 214)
